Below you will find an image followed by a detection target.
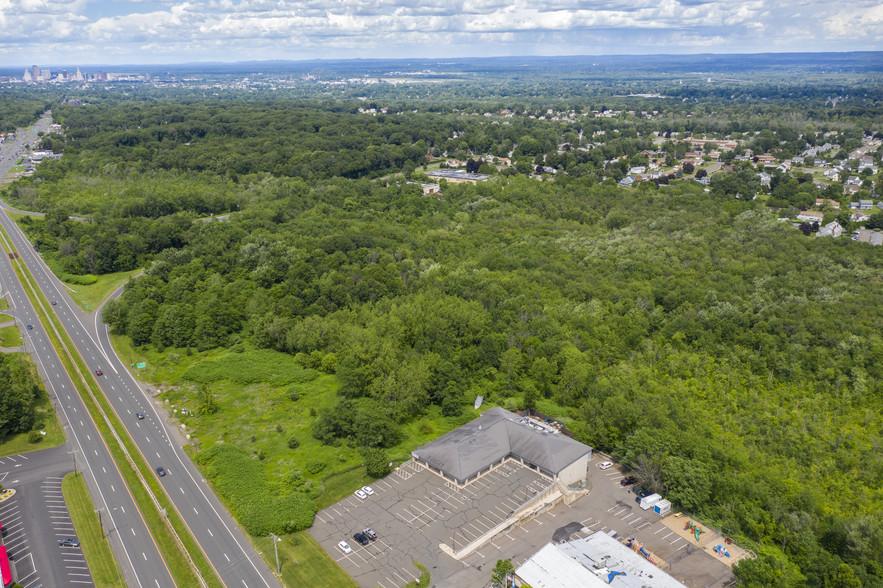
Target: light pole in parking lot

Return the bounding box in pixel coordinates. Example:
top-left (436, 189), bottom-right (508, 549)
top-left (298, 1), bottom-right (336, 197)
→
top-left (68, 449), bottom-right (79, 477)
top-left (268, 532), bottom-right (281, 574)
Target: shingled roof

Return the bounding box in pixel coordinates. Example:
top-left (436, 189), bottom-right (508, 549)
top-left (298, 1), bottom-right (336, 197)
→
top-left (412, 407), bottom-right (591, 484)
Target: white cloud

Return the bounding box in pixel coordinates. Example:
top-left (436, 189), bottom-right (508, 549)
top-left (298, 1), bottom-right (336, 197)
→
top-left (0, 0), bottom-right (879, 64)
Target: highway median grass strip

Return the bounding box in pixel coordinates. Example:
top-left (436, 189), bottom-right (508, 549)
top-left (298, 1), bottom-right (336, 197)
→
top-left (62, 472), bottom-right (126, 587)
top-left (0, 218), bottom-right (222, 588)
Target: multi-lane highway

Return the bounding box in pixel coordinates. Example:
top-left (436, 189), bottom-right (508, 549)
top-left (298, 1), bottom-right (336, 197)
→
top-left (1, 114), bottom-right (281, 588)
top-left (0, 208), bottom-right (175, 587)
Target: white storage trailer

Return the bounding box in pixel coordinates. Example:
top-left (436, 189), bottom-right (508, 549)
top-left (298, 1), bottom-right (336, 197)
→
top-left (640, 493), bottom-right (662, 510)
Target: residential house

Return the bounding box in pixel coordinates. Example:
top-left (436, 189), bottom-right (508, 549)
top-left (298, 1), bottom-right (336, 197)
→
top-left (846, 176), bottom-right (863, 186)
top-left (628, 166), bottom-right (646, 175)
top-left (850, 209), bottom-right (870, 223)
top-left (815, 198), bottom-right (840, 209)
top-left (816, 221), bottom-right (843, 238)
top-left (618, 175), bottom-right (635, 187)
top-left (824, 169), bottom-right (840, 182)
top-left (797, 210), bottom-right (824, 223)
top-left (859, 200), bottom-right (874, 210)
top-left (759, 172), bottom-right (771, 187)
top-left (843, 184), bottom-right (861, 196)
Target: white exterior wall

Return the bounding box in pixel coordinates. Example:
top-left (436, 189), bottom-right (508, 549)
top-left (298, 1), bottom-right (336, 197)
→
top-left (557, 453), bottom-right (589, 486)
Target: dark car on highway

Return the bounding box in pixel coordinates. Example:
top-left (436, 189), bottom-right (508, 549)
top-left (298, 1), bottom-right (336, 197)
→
top-left (95, 368), bottom-right (103, 375)
top-left (156, 466), bottom-right (166, 477)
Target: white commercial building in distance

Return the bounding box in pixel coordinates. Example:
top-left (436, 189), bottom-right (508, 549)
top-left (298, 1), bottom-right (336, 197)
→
top-left (515, 531), bottom-right (687, 588)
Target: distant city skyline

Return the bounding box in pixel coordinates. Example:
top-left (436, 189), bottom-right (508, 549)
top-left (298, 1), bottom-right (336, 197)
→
top-left (0, 0), bottom-right (880, 66)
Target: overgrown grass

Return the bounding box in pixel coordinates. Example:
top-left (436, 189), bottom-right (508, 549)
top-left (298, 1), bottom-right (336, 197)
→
top-left (252, 531), bottom-right (356, 588)
top-left (0, 297), bottom-right (9, 309)
top-left (0, 324), bottom-right (22, 346)
top-left (62, 472), bottom-right (125, 587)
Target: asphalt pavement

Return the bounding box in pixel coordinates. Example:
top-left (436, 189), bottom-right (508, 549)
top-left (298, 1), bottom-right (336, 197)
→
top-left (0, 446), bottom-right (95, 587)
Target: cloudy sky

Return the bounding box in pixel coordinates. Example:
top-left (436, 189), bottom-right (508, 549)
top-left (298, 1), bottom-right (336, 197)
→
top-left (0, 0), bottom-right (880, 66)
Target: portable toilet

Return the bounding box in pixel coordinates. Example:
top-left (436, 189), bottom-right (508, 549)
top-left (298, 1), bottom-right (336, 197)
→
top-left (653, 499), bottom-right (672, 515)
top-left (640, 493), bottom-right (662, 510)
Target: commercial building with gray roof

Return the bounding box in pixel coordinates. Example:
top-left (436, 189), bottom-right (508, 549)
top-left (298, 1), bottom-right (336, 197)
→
top-left (412, 406), bottom-right (592, 487)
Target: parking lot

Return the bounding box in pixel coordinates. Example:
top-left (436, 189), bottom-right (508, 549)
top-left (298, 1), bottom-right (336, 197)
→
top-left (0, 448), bottom-right (93, 587)
top-left (309, 459), bottom-right (551, 588)
top-left (312, 453), bottom-right (736, 588)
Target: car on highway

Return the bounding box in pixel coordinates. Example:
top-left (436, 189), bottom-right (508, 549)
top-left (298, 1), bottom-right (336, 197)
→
top-left (26, 324), bottom-right (33, 330)
top-left (353, 532), bottom-right (369, 546)
top-left (354, 489), bottom-right (368, 500)
top-left (136, 412), bottom-right (144, 420)
top-left (51, 300), bottom-right (57, 305)
top-left (156, 466), bottom-right (166, 477)
top-left (361, 485), bottom-right (374, 495)
top-left (363, 527), bottom-right (378, 540)
top-left (620, 476), bottom-right (638, 486)
top-left (598, 461), bottom-right (613, 470)
top-left (338, 540), bottom-right (352, 554)
top-left (59, 538), bottom-right (80, 547)
top-left (95, 368), bottom-right (103, 376)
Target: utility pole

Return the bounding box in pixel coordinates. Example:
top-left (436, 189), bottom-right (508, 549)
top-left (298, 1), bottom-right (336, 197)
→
top-left (269, 533), bottom-right (281, 574)
top-left (95, 508), bottom-right (103, 537)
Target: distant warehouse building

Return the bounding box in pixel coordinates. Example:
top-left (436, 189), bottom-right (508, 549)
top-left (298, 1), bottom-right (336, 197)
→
top-left (412, 406), bottom-right (591, 488)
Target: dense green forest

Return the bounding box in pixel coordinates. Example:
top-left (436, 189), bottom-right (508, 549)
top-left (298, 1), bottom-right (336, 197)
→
top-left (2, 80), bottom-right (882, 586)
top-left (0, 353), bottom-right (42, 439)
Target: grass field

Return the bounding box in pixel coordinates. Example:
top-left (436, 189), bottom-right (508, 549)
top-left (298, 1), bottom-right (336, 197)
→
top-left (62, 472), bottom-right (125, 587)
top-left (0, 324), bottom-right (22, 346)
top-left (252, 531), bottom-right (357, 588)
top-left (65, 268), bottom-right (141, 312)
top-left (0, 297), bottom-right (9, 309)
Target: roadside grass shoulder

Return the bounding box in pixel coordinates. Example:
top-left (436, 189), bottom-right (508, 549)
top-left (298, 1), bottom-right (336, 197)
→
top-left (252, 531), bottom-right (356, 588)
top-left (62, 472), bottom-right (125, 587)
top-left (64, 268), bottom-right (141, 312)
top-left (0, 324), bottom-right (22, 346)
top-left (0, 297), bottom-right (9, 309)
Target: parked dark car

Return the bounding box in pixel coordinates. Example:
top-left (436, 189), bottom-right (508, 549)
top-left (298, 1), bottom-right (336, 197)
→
top-left (353, 532), bottom-right (369, 546)
top-left (620, 476), bottom-right (638, 486)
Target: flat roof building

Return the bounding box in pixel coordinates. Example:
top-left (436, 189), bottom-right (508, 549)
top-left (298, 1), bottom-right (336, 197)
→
top-left (424, 169), bottom-right (491, 183)
top-left (412, 406), bottom-right (591, 487)
top-left (515, 531), bottom-right (687, 588)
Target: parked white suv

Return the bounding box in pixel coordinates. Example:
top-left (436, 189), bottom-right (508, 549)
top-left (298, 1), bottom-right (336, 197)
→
top-left (598, 461), bottom-right (613, 470)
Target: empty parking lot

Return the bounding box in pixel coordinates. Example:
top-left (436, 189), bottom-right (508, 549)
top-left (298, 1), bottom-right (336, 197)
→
top-left (310, 459), bottom-right (551, 588)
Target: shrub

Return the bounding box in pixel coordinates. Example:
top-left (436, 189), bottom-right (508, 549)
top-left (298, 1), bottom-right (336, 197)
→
top-left (305, 459), bottom-right (326, 474)
top-left (363, 447), bottom-right (391, 478)
top-left (287, 436), bottom-right (300, 449)
top-left (61, 273), bottom-right (98, 285)
top-left (275, 424), bottom-right (283, 433)
top-left (28, 430), bottom-right (43, 444)
top-left (183, 349), bottom-right (319, 386)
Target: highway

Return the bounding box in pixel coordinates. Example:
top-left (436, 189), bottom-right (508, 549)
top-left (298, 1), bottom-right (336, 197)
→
top-left (1, 113), bottom-right (281, 588)
top-left (0, 192), bottom-right (175, 586)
